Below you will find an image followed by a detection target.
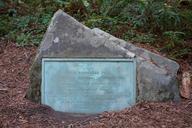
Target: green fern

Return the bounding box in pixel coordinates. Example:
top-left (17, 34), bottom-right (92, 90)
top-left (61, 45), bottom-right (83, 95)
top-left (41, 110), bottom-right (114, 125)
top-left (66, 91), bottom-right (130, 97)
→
top-left (163, 31), bottom-right (185, 50)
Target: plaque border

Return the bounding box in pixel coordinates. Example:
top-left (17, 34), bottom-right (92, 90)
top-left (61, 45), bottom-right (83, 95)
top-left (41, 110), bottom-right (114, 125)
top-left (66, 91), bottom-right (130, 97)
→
top-left (41, 58), bottom-right (136, 112)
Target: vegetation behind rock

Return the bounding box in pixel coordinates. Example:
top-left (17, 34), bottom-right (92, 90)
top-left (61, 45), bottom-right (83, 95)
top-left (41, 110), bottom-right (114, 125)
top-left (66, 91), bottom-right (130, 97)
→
top-left (0, 0), bottom-right (192, 60)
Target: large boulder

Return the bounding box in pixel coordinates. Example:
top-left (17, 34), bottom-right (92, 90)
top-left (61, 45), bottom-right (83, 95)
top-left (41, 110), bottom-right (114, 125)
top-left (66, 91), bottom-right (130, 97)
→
top-left (26, 10), bottom-right (180, 103)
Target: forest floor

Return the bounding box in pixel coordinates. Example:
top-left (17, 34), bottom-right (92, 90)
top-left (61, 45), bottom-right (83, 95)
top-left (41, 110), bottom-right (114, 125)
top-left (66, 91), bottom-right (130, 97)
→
top-left (0, 41), bottom-right (192, 128)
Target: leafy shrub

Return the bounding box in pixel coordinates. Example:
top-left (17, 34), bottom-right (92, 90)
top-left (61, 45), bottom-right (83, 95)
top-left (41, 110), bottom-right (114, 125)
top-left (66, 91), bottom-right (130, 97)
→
top-left (85, 15), bottom-right (117, 31)
top-left (119, 1), bottom-right (181, 33)
top-left (0, 0), bottom-right (59, 45)
top-left (124, 30), bottom-right (156, 43)
top-left (163, 31), bottom-right (185, 50)
top-left (154, 3), bottom-right (181, 32)
top-left (179, 9), bottom-right (192, 36)
top-left (0, 0), bottom-right (191, 60)
top-left (0, 15), bottom-right (13, 37)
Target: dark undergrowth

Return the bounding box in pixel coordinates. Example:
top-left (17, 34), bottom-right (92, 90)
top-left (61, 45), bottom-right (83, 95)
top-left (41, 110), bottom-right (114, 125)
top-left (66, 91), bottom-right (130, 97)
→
top-left (0, 0), bottom-right (192, 60)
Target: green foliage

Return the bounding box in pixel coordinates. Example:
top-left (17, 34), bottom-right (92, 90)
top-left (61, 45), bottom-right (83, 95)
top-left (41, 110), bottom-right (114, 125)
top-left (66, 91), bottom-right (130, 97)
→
top-left (124, 30), bottom-right (156, 43)
top-left (154, 3), bottom-right (181, 32)
top-left (163, 31), bottom-right (185, 49)
top-left (0, 15), bottom-right (12, 37)
top-left (96, 0), bottom-right (130, 16)
top-left (180, 9), bottom-right (192, 36)
top-left (16, 33), bottom-right (31, 46)
top-left (0, 0), bottom-right (5, 8)
top-left (170, 48), bottom-right (192, 59)
top-left (84, 15), bottom-right (117, 32)
top-left (118, 1), bottom-right (181, 32)
top-left (0, 0), bottom-right (58, 46)
top-left (64, 0), bottom-right (90, 20)
top-left (5, 15), bottom-right (45, 46)
top-left (161, 31), bottom-right (190, 59)
top-left (0, 0), bottom-right (191, 59)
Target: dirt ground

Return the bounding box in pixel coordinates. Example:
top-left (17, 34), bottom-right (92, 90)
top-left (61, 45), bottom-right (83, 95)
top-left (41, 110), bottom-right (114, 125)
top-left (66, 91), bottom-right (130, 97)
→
top-left (0, 41), bottom-right (192, 128)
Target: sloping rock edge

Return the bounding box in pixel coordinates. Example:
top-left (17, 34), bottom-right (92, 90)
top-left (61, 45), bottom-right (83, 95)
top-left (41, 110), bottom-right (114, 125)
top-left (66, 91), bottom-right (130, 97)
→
top-left (26, 10), bottom-right (180, 103)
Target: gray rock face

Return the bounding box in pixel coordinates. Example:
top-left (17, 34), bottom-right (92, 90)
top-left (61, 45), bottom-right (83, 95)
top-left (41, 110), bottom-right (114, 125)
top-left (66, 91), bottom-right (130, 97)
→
top-left (26, 10), bottom-right (180, 103)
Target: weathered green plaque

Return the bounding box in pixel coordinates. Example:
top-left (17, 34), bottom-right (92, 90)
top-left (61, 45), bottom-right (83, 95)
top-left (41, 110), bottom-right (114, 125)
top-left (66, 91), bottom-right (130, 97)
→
top-left (42, 58), bottom-right (136, 114)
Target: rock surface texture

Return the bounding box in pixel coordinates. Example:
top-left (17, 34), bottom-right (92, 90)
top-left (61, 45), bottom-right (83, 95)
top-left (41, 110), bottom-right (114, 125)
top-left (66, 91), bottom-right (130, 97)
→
top-left (26, 10), bottom-right (180, 103)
